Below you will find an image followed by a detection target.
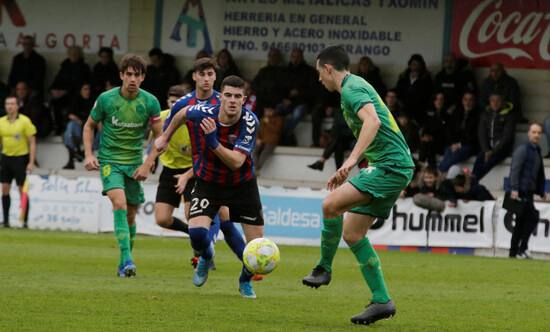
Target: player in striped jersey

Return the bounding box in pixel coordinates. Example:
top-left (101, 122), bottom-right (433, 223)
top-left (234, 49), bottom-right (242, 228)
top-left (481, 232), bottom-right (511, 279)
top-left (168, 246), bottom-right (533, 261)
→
top-left (155, 75), bottom-right (264, 298)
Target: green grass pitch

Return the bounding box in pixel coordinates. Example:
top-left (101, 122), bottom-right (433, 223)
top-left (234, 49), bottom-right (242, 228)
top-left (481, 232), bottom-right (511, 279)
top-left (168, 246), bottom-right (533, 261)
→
top-left (1, 229), bottom-right (549, 331)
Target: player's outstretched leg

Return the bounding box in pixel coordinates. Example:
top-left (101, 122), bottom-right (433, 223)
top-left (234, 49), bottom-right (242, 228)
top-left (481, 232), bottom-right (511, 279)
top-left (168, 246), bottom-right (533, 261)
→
top-left (189, 226), bottom-right (214, 287)
top-left (302, 215), bottom-right (342, 288)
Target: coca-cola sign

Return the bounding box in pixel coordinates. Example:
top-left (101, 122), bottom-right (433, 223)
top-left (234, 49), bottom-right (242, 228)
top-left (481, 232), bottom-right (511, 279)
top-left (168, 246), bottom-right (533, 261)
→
top-left (451, 0), bottom-right (550, 68)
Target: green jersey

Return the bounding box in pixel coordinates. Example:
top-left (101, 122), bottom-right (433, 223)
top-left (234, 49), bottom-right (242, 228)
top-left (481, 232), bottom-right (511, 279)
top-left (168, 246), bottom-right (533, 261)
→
top-left (340, 74), bottom-right (414, 168)
top-left (90, 87), bottom-right (161, 165)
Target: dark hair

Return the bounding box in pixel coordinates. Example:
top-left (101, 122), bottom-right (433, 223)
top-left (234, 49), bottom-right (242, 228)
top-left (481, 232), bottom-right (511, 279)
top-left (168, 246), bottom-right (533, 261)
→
top-left (148, 47), bottom-right (163, 58)
top-left (423, 167), bottom-right (438, 176)
top-left (407, 53), bottom-right (427, 72)
top-left (221, 75), bottom-right (245, 91)
top-left (119, 54), bottom-right (147, 75)
top-left (317, 46), bottom-right (350, 71)
top-left (452, 174), bottom-right (466, 187)
top-left (217, 48), bottom-right (237, 68)
top-left (98, 47), bottom-right (114, 57)
top-left (167, 85), bottom-right (187, 98)
top-left (23, 35), bottom-right (34, 43)
top-left (193, 57), bottom-right (216, 72)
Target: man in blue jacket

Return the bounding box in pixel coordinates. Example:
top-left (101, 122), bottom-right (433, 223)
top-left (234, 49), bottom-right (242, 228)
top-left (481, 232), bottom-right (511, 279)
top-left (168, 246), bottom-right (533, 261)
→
top-left (507, 123), bottom-right (547, 259)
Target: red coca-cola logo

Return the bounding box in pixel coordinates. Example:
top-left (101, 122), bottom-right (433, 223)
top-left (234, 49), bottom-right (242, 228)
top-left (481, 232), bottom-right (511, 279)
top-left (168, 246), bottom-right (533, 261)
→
top-left (451, 0), bottom-right (550, 68)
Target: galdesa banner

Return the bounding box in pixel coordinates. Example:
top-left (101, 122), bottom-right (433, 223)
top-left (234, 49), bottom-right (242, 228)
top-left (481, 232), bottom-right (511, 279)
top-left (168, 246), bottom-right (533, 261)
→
top-left (450, 0), bottom-right (550, 68)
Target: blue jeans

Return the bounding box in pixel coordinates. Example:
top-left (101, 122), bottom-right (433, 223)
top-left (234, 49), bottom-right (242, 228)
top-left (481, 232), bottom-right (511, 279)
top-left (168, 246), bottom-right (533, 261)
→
top-left (277, 103), bottom-right (309, 144)
top-left (63, 120), bottom-right (100, 151)
top-left (63, 121), bottom-right (82, 150)
top-left (438, 144), bottom-right (474, 172)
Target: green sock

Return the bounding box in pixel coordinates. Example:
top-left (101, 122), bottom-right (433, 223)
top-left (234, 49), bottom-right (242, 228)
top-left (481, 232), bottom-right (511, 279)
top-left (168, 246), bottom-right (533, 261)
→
top-left (129, 224), bottom-right (136, 251)
top-left (316, 216), bottom-right (343, 273)
top-left (113, 210), bottom-right (132, 266)
top-left (350, 237), bottom-right (390, 303)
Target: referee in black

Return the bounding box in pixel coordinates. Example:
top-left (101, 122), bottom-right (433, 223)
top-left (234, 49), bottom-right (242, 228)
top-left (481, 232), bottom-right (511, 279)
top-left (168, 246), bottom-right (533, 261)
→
top-left (0, 95), bottom-right (37, 228)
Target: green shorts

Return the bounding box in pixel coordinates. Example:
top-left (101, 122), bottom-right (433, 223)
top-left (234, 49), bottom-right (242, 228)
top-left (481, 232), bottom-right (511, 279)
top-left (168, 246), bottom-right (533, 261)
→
top-left (99, 162), bottom-right (145, 206)
top-left (348, 165), bottom-right (413, 219)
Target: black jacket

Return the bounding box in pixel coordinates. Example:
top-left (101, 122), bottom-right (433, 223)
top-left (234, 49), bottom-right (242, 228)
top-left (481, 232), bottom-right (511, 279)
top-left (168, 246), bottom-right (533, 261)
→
top-left (444, 105), bottom-right (480, 150)
top-left (395, 70), bottom-right (433, 123)
top-left (51, 59), bottom-right (91, 93)
top-left (8, 51), bottom-right (46, 92)
top-left (480, 73), bottom-right (521, 115)
top-left (92, 61), bottom-right (120, 96)
top-left (285, 61), bottom-right (319, 106)
top-left (357, 66), bottom-right (386, 98)
top-left (251, 65), bottom-right (288, 111)
top-left (508, 142), bottom-right (545, 196)
top-left (477, 103), bottom-right (516, 155)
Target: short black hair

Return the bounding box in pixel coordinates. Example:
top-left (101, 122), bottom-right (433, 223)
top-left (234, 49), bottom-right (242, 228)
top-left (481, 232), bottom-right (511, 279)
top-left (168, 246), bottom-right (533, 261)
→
top-left (167, 85), bottom-right (187, 98)
top-left (193, 57), bottom-right (216, 72)
top-left (120, 54), bottom-right (147, 75)
top-left (148, 47), bottom-right (163, 57)
top-left (452, 174), bottom-right (466, 187)
top-left (98, 47), bottom-right (114, 57)
top-left (423, 167), bottom-right (438, 176)
top-left (317, 46), bottom-right (349, 71)
top-left (221, 75), bottom-right (245, 92)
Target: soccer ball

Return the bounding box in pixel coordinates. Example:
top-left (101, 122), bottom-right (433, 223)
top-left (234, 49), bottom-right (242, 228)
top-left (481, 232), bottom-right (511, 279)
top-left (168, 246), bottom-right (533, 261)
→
top-left (243, 238), bottom-right (280, 275)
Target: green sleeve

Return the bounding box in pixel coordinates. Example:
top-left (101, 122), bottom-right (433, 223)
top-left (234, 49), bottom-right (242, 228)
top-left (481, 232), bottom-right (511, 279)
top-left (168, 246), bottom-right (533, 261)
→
top-left (345, 85), bottom-right (373, 114)
top-left (149, 96), bottom-right (161, 118)
top-left (90, 95), bottom-right (105, 122)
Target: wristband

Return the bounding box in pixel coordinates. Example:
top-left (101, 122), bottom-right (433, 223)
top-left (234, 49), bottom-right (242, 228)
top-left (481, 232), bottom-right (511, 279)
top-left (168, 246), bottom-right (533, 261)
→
top-left (205, 131), bottom-right (219, 149)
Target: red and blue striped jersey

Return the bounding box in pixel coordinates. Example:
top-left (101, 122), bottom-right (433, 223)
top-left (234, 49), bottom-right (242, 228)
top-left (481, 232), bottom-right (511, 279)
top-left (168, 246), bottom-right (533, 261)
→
top-left (186, 104), bottom-right (259, 186)
top-left (163, 90), bottom-right (221, 130)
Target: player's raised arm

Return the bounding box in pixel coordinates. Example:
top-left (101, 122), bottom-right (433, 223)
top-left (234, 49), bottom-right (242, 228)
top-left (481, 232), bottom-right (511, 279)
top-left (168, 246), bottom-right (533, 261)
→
top-left (155, 105), bottom-right (190, 151)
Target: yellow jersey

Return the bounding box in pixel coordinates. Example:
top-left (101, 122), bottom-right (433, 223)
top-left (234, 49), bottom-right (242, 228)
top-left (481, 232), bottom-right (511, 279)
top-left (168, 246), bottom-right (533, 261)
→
top-left (0, 114), bottom-right (37, 156)
top-left (159, 110), bottom-right (192, 169)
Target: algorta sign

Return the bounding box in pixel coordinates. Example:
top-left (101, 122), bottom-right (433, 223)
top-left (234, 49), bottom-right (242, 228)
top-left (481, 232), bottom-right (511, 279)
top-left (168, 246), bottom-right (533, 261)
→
top-left (451, 0), bottom-right (550, 68)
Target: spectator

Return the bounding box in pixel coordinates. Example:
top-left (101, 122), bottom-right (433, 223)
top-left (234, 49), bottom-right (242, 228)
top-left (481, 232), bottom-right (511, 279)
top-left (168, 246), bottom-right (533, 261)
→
top-left (544, 116), bottom-right (550, 158)
top-left (182, 50), bottom-right (211, 89)
top-left (62, 83), bottom-right (94, 169)
top-left (434, 54), bottom-right (462, 105)
top-left (395, 54), bottom-right (433, 124)
top-left (253, 107), bottom-right (284, 174)
top-left (142, 48), bottom-right (181, 109)
top-left (92, 47), bottom-right (120, 97)
top-left (439, 172), bottom-right (494, 208)
top-left (411, 167), bottom-right (445, 212)
top-left (396, 111), bottom-right (419, 153)
top-left (307, 109), bottom-right (354, 171)
top-left (277, 48), bottom-right (319, 146)
top-left (14, 81), bottom-right (47, 137)
top-left (473, 93), bottom-right (516, 181)
top-left (243, 80), bottom-right (257, 115)
top-left (50, 46), bottom-right (92, 135)
top-left (8, 35), bottom-right (46, 94)
top-left (251, 48), bottom-right (288, 117)
top-left (356, 56), bottom-right (386, 97)
top-left (438, 91), bottom-right (480, 173)
top-left (214, 49), bottom-right (241, 90)
top-left (385, 89), bottom-right (403, 117)
top-left (505, 122), bottom-right (546, 259)
top-left (311, 89), bottom-right (339, 147)
top-left (480, 62), bottom-right (525, 122)
top-left (455, 57), bottom-right (477, 95)
top-left (0, 81), bottom-right (7, 116)
top-left (418, 92), bottom-right (446, 167)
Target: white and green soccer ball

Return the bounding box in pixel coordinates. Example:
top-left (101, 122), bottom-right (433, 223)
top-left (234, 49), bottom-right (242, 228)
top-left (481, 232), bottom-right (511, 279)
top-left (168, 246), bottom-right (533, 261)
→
top-left (243, 238), bottom-right (280, 275)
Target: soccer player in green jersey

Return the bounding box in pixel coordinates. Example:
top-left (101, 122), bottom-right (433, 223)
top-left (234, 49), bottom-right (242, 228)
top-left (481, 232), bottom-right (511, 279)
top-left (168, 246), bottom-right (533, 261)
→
top-left (302, 46), bottom-right (415, 325)
top-left (83, 54), bottom-right (162, 278)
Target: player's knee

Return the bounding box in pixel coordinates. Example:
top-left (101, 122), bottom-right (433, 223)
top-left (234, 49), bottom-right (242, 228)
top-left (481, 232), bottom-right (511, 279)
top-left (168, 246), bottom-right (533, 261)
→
top-left (342, 230), bottom-right (362, 246)
top-left (322, 199), bottom-right (340, 218)
top-left (189, 227), bottom-right (209, 251)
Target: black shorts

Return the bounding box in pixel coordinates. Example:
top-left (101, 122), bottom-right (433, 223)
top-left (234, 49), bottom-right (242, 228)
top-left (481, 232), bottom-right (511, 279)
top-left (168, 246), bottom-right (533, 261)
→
top-left (189, 178), bottom-right (264, 225)
top-left (155, 166), bottom-right (196, 207)
top-left (1, 154), bottom-right (29, 186)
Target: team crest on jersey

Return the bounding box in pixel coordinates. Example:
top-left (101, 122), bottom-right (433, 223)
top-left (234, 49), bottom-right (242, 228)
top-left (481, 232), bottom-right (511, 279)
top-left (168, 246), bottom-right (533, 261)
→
top-left (13, 134), bottom-right (21, 141)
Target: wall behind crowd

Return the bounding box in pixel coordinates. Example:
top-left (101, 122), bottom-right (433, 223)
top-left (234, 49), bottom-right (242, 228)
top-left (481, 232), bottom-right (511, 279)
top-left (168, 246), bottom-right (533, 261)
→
top-left (0, 0), bottom-right (548, 121)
